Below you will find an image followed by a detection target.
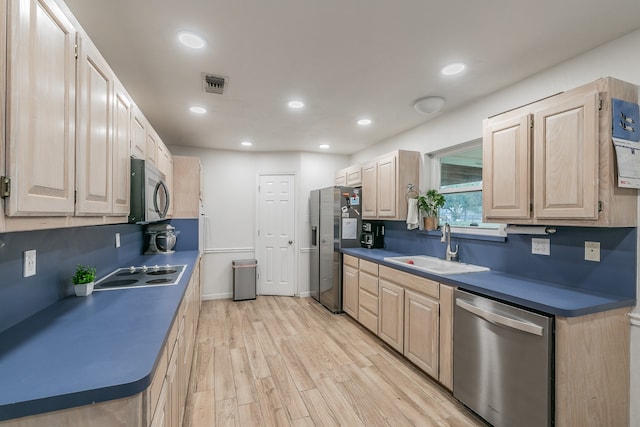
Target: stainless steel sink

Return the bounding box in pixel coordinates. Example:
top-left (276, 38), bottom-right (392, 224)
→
top-left (383, 255), bottom-right (489, 275)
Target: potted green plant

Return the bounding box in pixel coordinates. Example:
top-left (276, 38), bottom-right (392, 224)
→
top-left (73, 264), bottom-right (97, 296)
top-left (417, 189), bottom-right (446, 230)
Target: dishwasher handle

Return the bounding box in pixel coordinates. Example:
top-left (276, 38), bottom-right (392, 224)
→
top-left (456, 299), bottom-right (544, 336)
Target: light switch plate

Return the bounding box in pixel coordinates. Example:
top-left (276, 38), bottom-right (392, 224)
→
top-left (585, 241), bottom-right (600, 262)
top-left (532, 238), bottom-right (550, 256)
top-left (24, 250), bottom-right (36, 277)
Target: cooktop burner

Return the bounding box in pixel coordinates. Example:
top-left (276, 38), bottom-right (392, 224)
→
top-left (94, 264), bottom-right (187, 291)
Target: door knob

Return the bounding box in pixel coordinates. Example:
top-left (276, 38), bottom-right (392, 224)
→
top-left (288, 240), bottom-right (293, 244)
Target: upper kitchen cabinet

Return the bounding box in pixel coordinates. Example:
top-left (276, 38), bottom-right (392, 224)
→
top-left (172, 156), bottom-right (202, 218)
top-left (75, 33), bottom-right (114, 216)
top-left (483, 77), bottom-right (638, 227)
top-left (112, 80), bottom-right (132, 215)
top-left (131, 104), bottom-right (147, 160)
top-left (157, 140), bottom-right (173, 217)
top-left (5, 0), bottom-right (76, 216)
top-left (362, 150), bottom-right (420, 220)
top-left (335, 165), bottom-right (362, 187)
top-left (146, 127), bottom-right (159, 168)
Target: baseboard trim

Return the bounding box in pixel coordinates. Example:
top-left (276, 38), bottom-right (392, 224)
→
top-left (202, 292), bottom-right (233, 300)
top-left (630, 312), bottom-right (640, 327)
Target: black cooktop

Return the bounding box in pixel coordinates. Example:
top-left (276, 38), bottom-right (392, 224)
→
top-left (94, 264), bottom-right (187, 291)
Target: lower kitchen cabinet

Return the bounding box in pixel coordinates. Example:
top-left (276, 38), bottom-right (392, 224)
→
top-left (358, 259), bottom-right (379, 334)
top-left (342, 256), bottom-right (454, 391)
top-left (342, 255), bottom-right (359, 319)
top-left (378, 279), bottom-right (404, 353)
top-left (404, 289), bottom-right (439, 378)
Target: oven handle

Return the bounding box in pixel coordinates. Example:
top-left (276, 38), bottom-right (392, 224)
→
top-left (456, 299), bottom-right (544, 336)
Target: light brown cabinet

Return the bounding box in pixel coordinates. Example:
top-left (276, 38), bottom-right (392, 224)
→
top-left (342, 255), bottom-right (359, 319)
top-left (483, 77), bottom-right (638, 226)
top-left (404, 289), bottom-right (439, 377)
top-left (172, 156), bottom-right (202, 218)
top-left (75, 34), bottom-right (114, 216)
top-left (358, 259), bottom-right (379, 334)
top-left (335, 165), bottom-right (362, 187)
top-left (343, 257), bottom-right (453, 390)
top-left (378, 279), bottom-right (404, 353)
top-left (5, 0), bottom-right (77, 216)
top-left (361, 150), bottom-right (420, 220)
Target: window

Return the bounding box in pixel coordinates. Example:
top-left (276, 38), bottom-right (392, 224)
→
top-left (429, 141), bottom-right (505, 236)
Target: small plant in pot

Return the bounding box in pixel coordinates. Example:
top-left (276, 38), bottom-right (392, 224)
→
top-left (417, 189), bottom-right (446, 231)
top-left (73, 264), bottom-right (96, 297)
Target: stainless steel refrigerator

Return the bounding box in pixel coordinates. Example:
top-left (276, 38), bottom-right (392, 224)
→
top-left (309, 186), bottom-right (362, 312)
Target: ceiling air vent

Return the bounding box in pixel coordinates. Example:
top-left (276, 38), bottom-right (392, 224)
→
top-left (202, 73), bottom-right (227, 95)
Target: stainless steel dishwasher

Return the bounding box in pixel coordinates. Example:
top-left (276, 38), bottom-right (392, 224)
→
top-left (453, 289), bottom-right (553, 427)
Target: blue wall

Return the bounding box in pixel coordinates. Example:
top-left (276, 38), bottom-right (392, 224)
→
top-left (383, 221), bottom-right (637, 299)
top-left (0, 219), bottom-right (201, 334)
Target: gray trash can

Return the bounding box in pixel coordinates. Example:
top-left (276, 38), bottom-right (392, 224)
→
top-left (232, 259), bottom-right (257, 301)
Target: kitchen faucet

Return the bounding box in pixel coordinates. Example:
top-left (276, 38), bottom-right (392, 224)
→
top-left (441, 223), bottom-right (459, 262)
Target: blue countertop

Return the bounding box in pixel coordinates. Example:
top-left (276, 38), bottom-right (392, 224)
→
top-left (342, 248), bottom-right (635, 317)
top-left (0, 251), bottom-right (200, 422)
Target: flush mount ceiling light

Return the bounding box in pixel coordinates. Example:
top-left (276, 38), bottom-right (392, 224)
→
top-left (441, 62), bottom-right (466, 75)
top-left (189, 106), bottom-right (207, 114)
top-left (288, 100), bottom-right (305, 109)
top-left (357, 118), bottom-right (372, 126)
top-left (241, 141), bottom-right (253, 146)
top-left (319, 144), bottom-right (330, 149)
top-left (413, 96), bottom-right (445, 114)
top-left (177, 31), bottom-right (206, 49)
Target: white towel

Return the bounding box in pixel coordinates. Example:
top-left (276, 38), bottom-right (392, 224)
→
top-left (406, 198), bottom-right (419, 230)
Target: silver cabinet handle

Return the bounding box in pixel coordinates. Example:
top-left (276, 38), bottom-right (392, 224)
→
top-left (456, 299), bottom-right (544, 336)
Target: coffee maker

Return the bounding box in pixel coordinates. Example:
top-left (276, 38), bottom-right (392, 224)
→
top-left (360, 221), bottom-right (385, 249)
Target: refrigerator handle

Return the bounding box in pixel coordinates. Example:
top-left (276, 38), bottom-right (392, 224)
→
top-left (311, 226), bottom-right (317, 246)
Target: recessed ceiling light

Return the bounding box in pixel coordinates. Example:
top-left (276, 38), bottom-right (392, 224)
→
top-left (189, 106), bottom-right (207, 114)
top-left (288, 100), bottom-right (304, 109)
top-left (241, 141), bottom-right (253, 146)
top-left (441, 62), bottom-right (466, 75)
top-left (177, 31), bottom-right (206, 49)
top-left (357, 118), bottom-right (372, 126)
top-left (319, 144), bottom-right (330, 149)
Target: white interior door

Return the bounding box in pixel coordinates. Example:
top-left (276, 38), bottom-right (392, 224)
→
top-left (257, 174), bottom-right (296, 296)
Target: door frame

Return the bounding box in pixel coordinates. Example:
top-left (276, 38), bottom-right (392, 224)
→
top-left (255, 172), bottom-right (298, 296)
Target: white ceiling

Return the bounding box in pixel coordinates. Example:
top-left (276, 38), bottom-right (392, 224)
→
top-left (64, 0), bottom-right (640, 155)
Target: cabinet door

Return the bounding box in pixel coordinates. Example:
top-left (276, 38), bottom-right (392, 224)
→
top-left (166, 342), bottom-right (180, 427)
top-left (150, 379), bottom-right (168, 427)
top-left (112, 81), bottom-right (131, 215)
top-left (376, 155), bottom-right (396, 218)
top-left (346, 166), bottom-right (362, 186)
top-left (378, 279), bottom-right (404, 352)
top-left (533, 90), bottom-right (599, 220)
top-left (335, 172), bottom-right (346, 186)
top-left (76, 34), bottom-right (113, 215)
top-left (146, 129), bottom-right (159, 168)
top-left (131, 105), bottom-right (146, 160)
top-left (438, 284), bottom-right (454, 391)
top-left (483, 114), bottom-right (531, 220)
top-left (343, 263), bottom-right (359, 319)
top-left (361, 162), bottom-right (377, 218)
top-left (6, 0), bottom-right (76, 215)
top-left (404, 290), bottom-right (439, 377)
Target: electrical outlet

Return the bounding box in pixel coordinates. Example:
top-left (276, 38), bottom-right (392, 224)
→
top-left (115, 233), bottom-right (121, 248)
top-left (532, 238), bottom-right (550, 256)
top-left (23, 250), bottom-right (36, 277)
top-left (585, 241), bottom-right (600, 262)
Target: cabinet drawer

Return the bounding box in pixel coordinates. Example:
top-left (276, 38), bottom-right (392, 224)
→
top-left (359, 289), bottom-right (378, 315)
top-left (359, 271), bottom-right (378, 295)
top-left (359, 259), bottom-right (379, 275)
top-left (359, 308), bottom-right (378, 334)
top-left (379, 265), bottom-right (439, 299)
top-left (344, 254), bottom-right (359, 268)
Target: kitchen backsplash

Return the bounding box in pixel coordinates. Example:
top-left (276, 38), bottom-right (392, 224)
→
top-left (383, 222), bottom-right (637, 299)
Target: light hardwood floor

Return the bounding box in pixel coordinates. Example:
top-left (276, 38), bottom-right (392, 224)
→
top-left (182, 296), bottom-right (485, 427)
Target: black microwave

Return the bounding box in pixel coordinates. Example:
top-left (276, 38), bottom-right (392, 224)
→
top-left (129, 158), bottom-right (170, 224)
